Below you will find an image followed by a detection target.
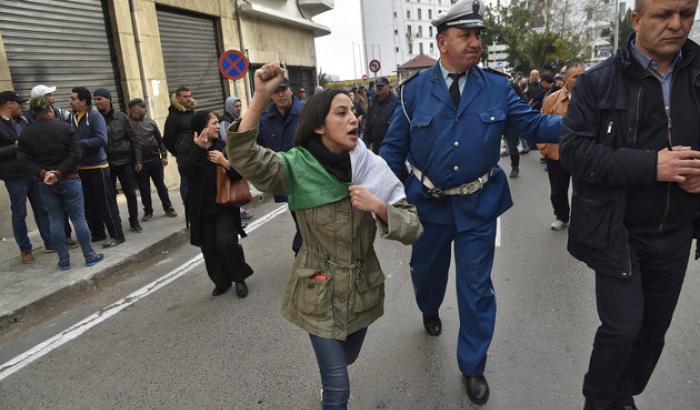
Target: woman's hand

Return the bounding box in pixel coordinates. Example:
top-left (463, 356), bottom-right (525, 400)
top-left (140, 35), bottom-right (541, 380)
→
top-left (349, 185), bottom-right (388, 223)
top-left (208, 150), bottom-right (229, 169)
top-left (253, 64), bottom-right (286, 100)
top-left (193, 126), bottom-right (213, 149)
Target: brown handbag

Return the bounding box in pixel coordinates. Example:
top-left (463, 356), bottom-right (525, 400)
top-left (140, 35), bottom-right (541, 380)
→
top-left (215, 165), bottom-right (252, 206)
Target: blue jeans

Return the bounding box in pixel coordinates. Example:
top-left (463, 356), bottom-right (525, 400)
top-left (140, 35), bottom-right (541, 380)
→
top-left (309, 328), bottom-right (368, 410)
top-left (39, 178), bottom-right (97, 265)
top-left (4, 175), bottom-right (51, 251)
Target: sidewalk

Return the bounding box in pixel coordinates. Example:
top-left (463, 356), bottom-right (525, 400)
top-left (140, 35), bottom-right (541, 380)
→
top-left (0, 186), bottom-right (266, 333)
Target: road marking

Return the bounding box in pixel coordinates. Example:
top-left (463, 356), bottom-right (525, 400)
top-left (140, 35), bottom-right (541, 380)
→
top-left (496, 217), bottom-right (501, 247)
top-left (0, 204), bottom-right (289, 382)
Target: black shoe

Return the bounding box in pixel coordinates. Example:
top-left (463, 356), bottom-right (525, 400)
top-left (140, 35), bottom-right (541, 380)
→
top-left (212, 284), bottom-right (232, 297)
top-left (422, 314), bottom-right (442, 336)
top-left (165, 209), bottom-right (178, 218)
top-left (235, 281), bottom-right (248, 298)
top-left (464, 375), bottom-right (489, 405)
top-left (509, 168), bottom-right (519, 178)
top-left (102, 238), bottom-right (125, 248)
top-left (130, 223), bottom-right (143, 233)
top-left (610, 403), bottom-right (637, 410)
top-left (91, 236), bottom-right (107, 243)
top-left (583, 399), bottom-right (611, 410)
top-left (142, 213), bottom-right (153, 222)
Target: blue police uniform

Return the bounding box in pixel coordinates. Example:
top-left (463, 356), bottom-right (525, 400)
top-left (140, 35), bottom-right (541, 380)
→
top-left (380, 62), bottom-right (561, 376)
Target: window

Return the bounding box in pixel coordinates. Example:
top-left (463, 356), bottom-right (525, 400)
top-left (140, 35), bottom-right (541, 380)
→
top-left (409, 43), bottom-right (413, 54)
top-left (393, 11), bottom-right (397, 17)
top-left (430, 43), bottom-right (434, 54)
top-left (407, 10), bottom-right (411, 19)
top-left (407, 24), bottom-right (412, 35)
top-left (395, 47), bottom-right (400, 53)
top-left (419, 42), bottom-right (424, 54)
top-left (418, 25), bottom-right (423, 37)
top-left (418, 8), bottom-right (422, 20)
top-left (429, 9), bottom-right (432, 19)
top-left (429, 26), bottom-right (433, 36)
top-left (394, 29), bottom-right (399, 35)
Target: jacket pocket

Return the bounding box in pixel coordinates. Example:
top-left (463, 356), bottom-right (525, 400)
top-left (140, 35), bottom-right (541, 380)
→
top-left (294, 269), bottom-right (332, 318)
top-left (410, 115), bottom-right (432, 129)
top-left (478, 110), bottom-right (506, 144)
top-left (352, 263), bottom-right (385, 313)
top-left (569, 195), bottom-right (613, 249)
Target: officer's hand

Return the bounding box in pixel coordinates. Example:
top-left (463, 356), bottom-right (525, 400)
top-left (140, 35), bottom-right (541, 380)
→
top-left (657, 147), bottom-right (700, 182)
top-left (349, 185), bottom-right (388, 223)
top-left (134, 163), bottom-right (142, 173)
top-left (253, 64), bottom-right (286, 98)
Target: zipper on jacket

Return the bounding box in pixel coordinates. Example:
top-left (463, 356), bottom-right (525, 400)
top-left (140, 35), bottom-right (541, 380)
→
top-left (632, 86), bottom-right (642, 146)
top-left (659, 116), bottom-right (673, 231)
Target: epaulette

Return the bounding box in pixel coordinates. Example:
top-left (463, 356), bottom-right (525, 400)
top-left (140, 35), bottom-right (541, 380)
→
top-left (483, 67), bottom-right (509, 77)
top-left (398, 68), bottom-right (427, 91)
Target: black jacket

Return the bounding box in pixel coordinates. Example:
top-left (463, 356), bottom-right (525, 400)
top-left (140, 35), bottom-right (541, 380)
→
top-left (163, 94), bottom-right (195, 159)
top-left (129, 116), bottom-right (167, 163)
top-left (17, 117), bottom-right (80, 179)
top-left (181, 137), bottom-right (244, 248)
top-left (102, 109), bottom-right (140, 166)
top-left (560, 34), bottom-right (700, 279)
top-left (526, 81), bottom-right (545, 111)
top-left (364, 92), bottom-right (397, 149)
top-left (0, 115), bottom-right (28, 180)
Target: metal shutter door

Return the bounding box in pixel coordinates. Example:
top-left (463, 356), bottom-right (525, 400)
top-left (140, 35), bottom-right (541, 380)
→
top-left (0, 0), bottom-right (123, 109)
top-left (156, 7), bottom-right (225, 113)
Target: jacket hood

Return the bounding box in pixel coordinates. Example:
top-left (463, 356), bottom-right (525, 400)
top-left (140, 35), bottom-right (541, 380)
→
top-left (224, 96), bottom-right (241, 119)
top-left (169, 93), bottom-right (197, 112)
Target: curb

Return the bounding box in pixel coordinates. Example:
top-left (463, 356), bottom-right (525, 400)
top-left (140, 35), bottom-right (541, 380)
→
top-left (0, 190), bottom-right (272, 334)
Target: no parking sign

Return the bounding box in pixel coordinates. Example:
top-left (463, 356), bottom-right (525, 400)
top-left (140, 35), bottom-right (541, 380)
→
top-left (218, 49), bottom-right (249, 80)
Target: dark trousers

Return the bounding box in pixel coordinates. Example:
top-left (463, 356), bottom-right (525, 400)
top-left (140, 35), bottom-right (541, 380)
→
top-left (177, 164), bottom-right (189, 227)
top-left (79, 167), bottom-right (124, 241)
top-left (544, 158), bottom-right (570, 223)
top-left (137, 160), bottom-right (173, 214)
top-left (504, 134), bottom-right (520, 169)
top-left (110, 163), bottom-right (139, 226)
top-left (200, 209), bottom-right (253, 289)
top-left (410, 220), bottom-right (497, 376)
top-left (309, 327), bottom-right (368, 410)
top-left (583, 226), bottom-right (692, 406)
top-left (4, 175), bottom-right (51, 251)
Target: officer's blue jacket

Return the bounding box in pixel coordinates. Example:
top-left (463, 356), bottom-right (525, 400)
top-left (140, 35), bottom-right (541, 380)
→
top-left (257, 97), bottom-right (304, 153)
top-left (380, 63), bottom-right (562, 232)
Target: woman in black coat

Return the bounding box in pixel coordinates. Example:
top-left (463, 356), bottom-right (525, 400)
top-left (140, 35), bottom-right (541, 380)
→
top-left (183, 110), bottom-right (253, 297)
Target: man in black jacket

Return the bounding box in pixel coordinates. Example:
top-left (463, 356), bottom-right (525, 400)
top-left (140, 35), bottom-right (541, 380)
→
top-left (0, 91), bottom-right (51, 263)
top-left (128, 98), bottom-right (177, 221)
top-left (364, 77), bottom-right (396, 154)
top-left (163, 86), bottom-right (195, 228)
top-left (94, 88), bottom-right (143, 233)
top-left (17, 96), bottom-right (104, 270)
top-left (560, 1), bottom-right (700, 408)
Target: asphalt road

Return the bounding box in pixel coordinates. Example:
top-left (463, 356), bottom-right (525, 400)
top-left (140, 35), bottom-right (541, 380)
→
top-left (0, 153), bottom-right (698, 410)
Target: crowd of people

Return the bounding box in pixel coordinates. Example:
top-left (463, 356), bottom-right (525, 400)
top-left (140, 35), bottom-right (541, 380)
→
top-left (2, 0), bottom-right (698, 408)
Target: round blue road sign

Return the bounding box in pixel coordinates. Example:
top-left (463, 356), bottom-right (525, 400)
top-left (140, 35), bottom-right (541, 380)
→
top-left (218, 49), bottom-right (249, 80)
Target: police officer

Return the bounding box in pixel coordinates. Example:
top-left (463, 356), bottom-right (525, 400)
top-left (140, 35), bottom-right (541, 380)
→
top-left (380, 0), bottom-right (561, 404)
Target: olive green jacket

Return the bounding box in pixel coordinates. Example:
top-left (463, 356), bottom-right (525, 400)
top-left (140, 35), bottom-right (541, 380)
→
top-left (227, 126), bottom-right (423, 340)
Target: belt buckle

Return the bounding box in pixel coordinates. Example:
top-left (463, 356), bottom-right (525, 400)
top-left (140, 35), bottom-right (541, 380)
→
top-left (428, 187), bottom-right (443, 199)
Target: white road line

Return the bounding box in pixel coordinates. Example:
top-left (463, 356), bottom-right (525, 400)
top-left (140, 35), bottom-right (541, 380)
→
top-left (496, 216), bottom-right (501, 248)
top-left (0, 204), bottom-right (289, 382)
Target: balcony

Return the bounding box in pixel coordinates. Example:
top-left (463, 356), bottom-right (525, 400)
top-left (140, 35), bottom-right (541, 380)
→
top-left (238, 0), bottom-right (331, 36)
top-left (297, 0), bottom-right (334, 18)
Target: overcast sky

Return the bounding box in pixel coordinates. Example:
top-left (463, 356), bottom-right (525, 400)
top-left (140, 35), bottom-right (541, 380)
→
top-left (314, 0), bottom-right (506, 81)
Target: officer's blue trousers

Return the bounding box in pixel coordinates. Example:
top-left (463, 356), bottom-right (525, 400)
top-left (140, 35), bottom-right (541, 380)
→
top-left (410, 220), bottom-right (497, 376)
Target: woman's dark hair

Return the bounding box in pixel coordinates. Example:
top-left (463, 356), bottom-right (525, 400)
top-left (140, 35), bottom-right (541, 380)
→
top-left (190, 110), bottom-right (218, 135)
top-left (294, 89), bottom-right (349, 147)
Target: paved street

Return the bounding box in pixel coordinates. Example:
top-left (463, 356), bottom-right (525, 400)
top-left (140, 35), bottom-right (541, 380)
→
top-left (0, 154), bottom-right (698, 410)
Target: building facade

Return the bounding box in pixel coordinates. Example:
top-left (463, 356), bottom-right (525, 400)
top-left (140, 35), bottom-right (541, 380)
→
top-left (0, 0), bottom-right (331, 239)
top-left (360, 0), bottom-right (456, 77)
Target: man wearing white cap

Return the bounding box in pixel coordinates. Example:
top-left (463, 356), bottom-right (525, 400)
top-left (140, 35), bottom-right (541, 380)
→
top-left (381, 0), bottom-right (562, 404)
top-left (28, 85), bottom-right (69, 122)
